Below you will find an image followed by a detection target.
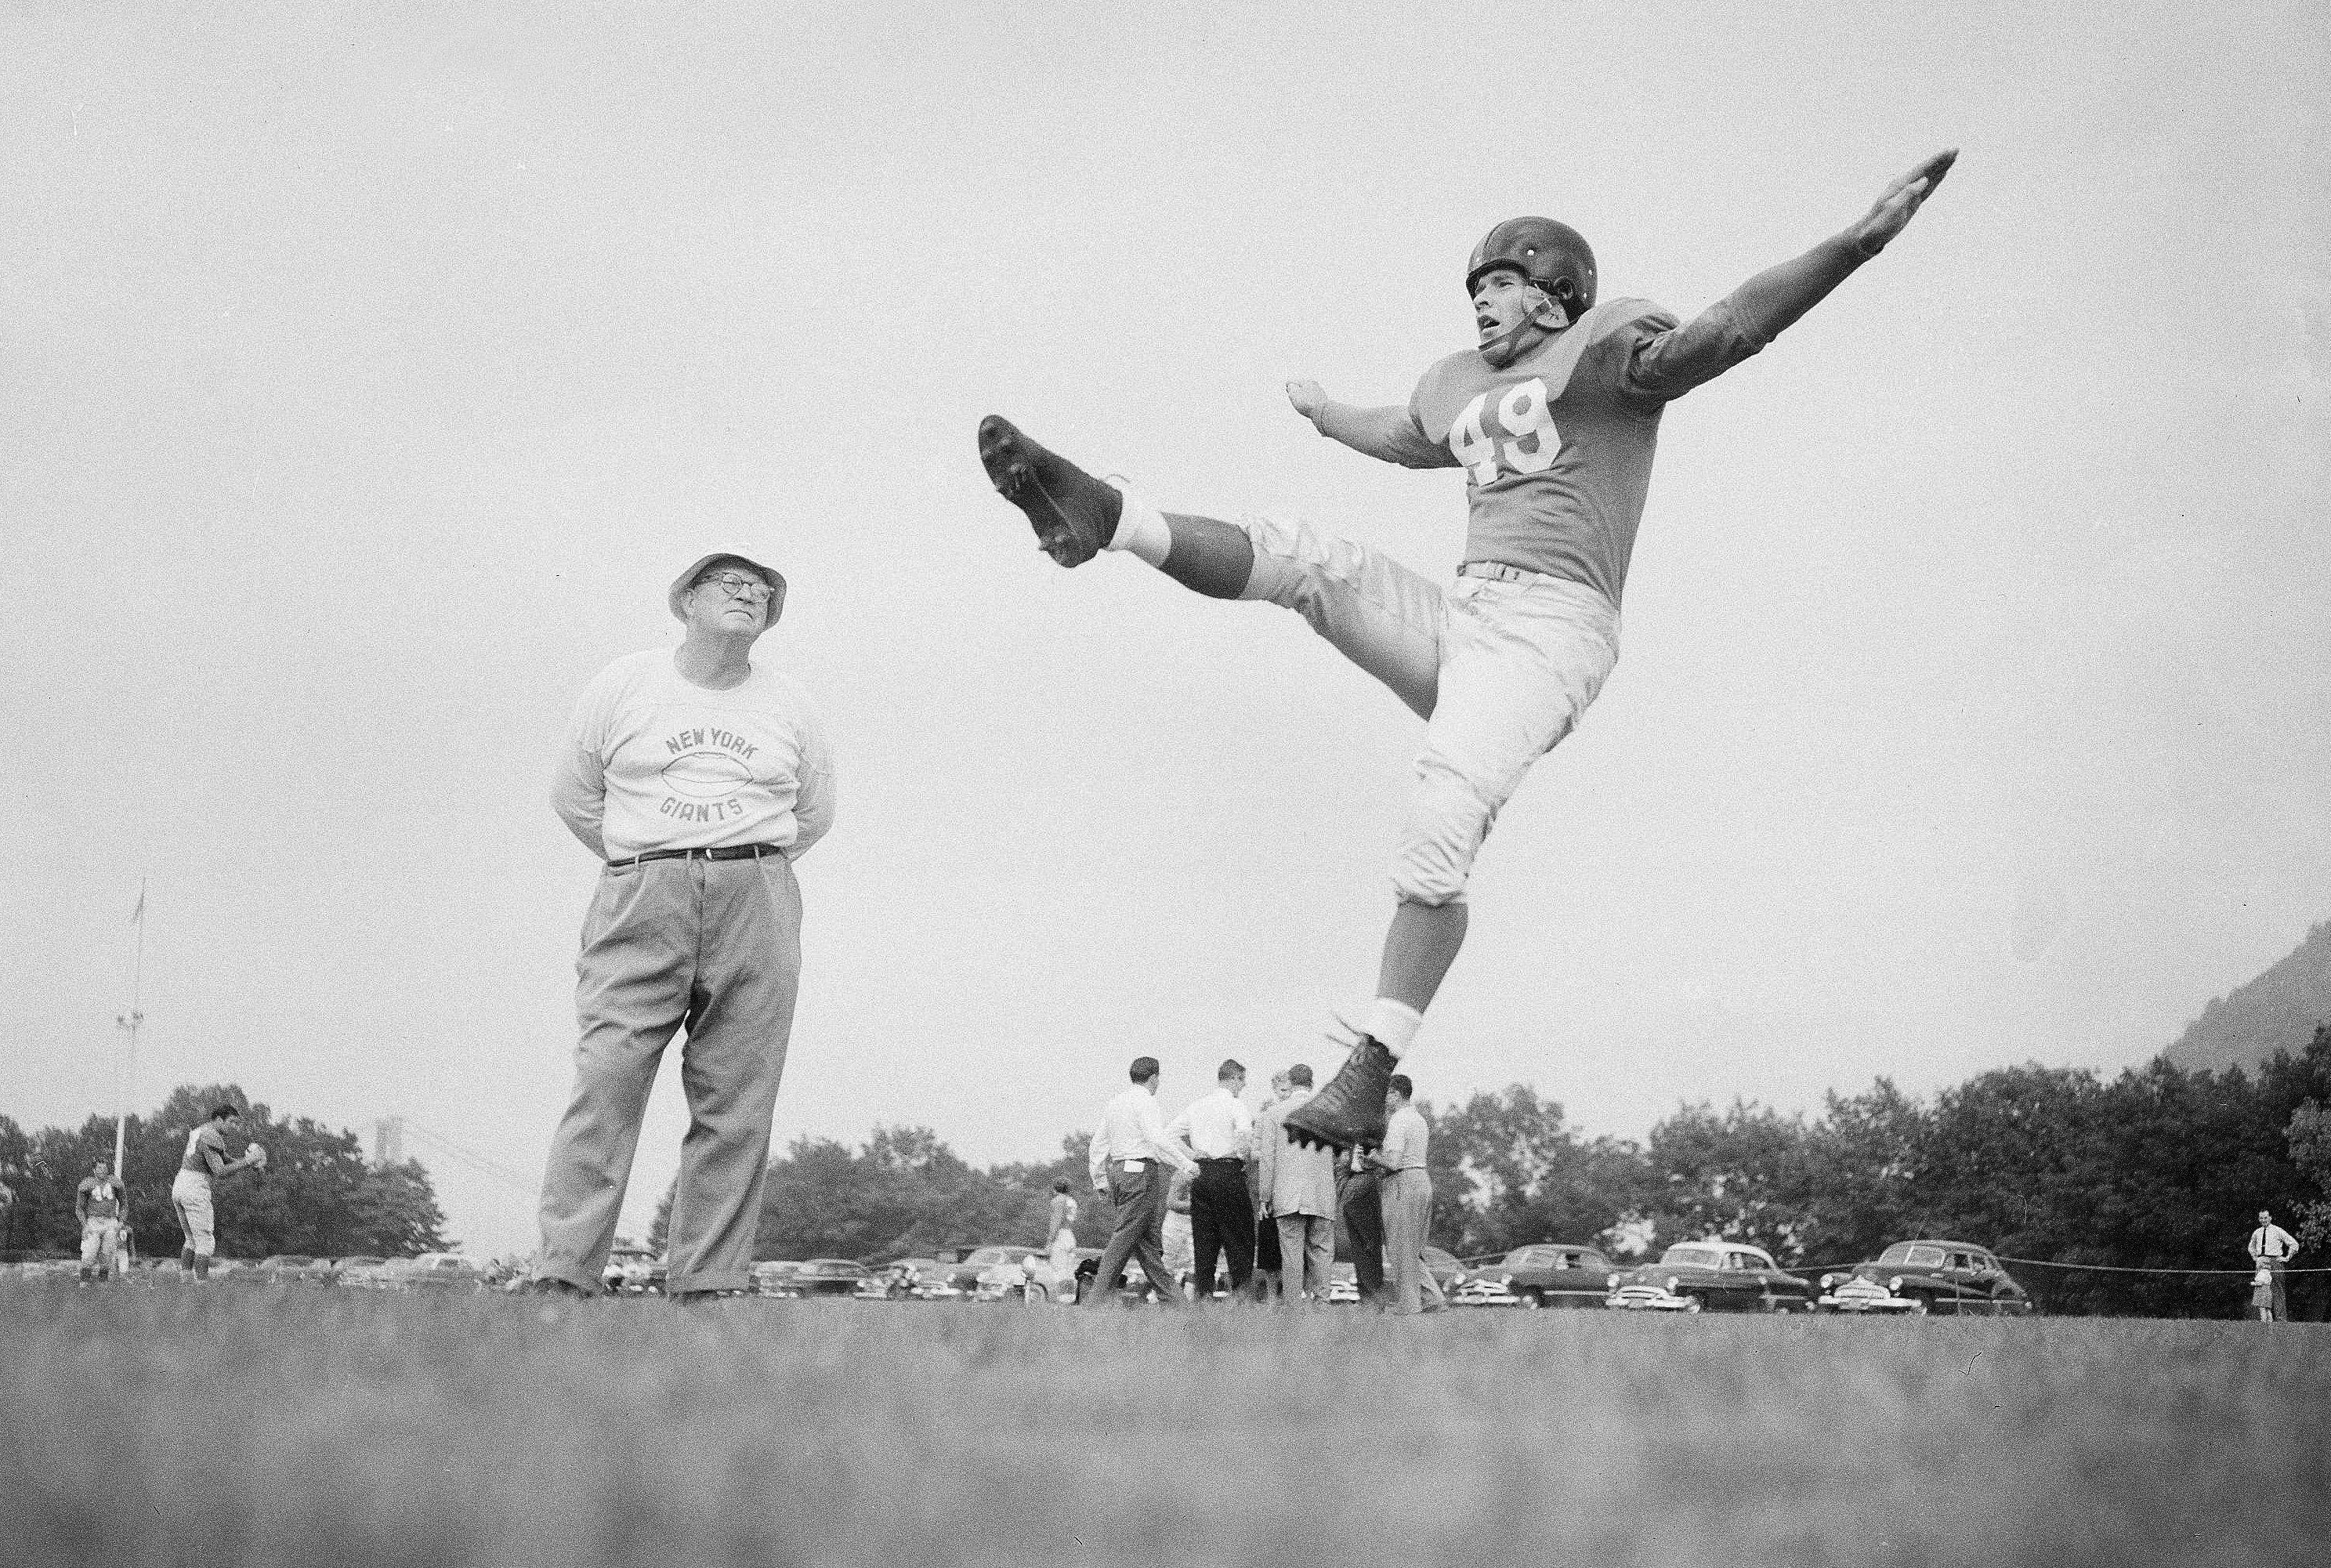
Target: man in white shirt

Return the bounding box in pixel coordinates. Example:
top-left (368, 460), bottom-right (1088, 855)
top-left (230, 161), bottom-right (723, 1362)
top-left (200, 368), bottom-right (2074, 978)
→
top-left (1084, 1056), bottom-right (1199, 1307)
top-left (1165, 1059), bottom-right (1256, 1299)
top-left (530, 552), bottom-right (836, 1302)
top-left (1364, 1074), bottom-right (1445, 1316)
top-left (2246, 1208), bottom-right (2300, 1323)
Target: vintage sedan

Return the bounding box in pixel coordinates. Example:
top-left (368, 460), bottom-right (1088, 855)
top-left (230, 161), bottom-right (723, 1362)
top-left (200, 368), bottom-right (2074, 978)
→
top-left (1454, 1244), bottom-right (1614, 1309)
top-left (791, 1258), bottom-right (874, 1297)
top-left (1605, 1241), bottom-right (1814, 1313)
top-left (1816, 1240), bottom-right (2035, 1316)
top-left (941, 1245), bottom-right (1044, 1295)
top-left (603, 1246), bottom-right (666, 1295)
top-left (750, 1260), bottom-right (808, 1298)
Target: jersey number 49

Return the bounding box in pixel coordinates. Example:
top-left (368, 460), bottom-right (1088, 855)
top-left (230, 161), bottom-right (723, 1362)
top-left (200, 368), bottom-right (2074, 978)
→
top-left (1450, 378), bottom-right (1560, 486)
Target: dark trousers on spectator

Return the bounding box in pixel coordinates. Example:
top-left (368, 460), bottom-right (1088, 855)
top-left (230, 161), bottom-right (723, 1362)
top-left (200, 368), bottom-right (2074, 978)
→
top-left (1086, 1160), bottom-right (1180, 1307)
top-left (1189, 1158), bottom-right (1254, 1296)
top-left (1340, 1167), bottom-right (1385, 1305)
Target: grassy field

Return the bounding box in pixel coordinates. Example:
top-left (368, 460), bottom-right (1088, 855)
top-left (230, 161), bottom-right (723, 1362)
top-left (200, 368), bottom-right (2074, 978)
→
top-left (1, 1282), bottom-right (2322, 1568)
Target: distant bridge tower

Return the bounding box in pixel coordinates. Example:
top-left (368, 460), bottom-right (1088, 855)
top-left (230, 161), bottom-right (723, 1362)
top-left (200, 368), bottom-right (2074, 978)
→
top-left (375, 1115), bottom-right (407, 1168)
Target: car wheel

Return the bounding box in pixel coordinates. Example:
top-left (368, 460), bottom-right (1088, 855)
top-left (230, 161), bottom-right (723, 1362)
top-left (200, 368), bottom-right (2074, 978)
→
top-left (1907, 1295), bottom-right (1930, 1316)
top-left (1682, 1293), bottom-right (1705, 1313)
top-left (1520, 1290), bottom-right (1544, 1309)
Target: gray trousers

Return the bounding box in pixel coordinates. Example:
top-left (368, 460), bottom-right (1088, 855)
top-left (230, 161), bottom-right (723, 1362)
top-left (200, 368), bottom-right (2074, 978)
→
top-left (1276, 1213), bottom-right (1335, 1302)
top-left (1381, 1168), bottom-right (1443, 1316)
top-left (536, 853), bottom-right (802, 1295)
top-left (1085, 1161), bottom-right (1182, 1306)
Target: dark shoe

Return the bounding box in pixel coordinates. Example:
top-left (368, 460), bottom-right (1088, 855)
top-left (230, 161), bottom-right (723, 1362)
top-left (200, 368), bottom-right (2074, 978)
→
top-left (1283, 1037), bottom-right (1395, 1151)
top-left (977, 415), bottom-right (1122, 567)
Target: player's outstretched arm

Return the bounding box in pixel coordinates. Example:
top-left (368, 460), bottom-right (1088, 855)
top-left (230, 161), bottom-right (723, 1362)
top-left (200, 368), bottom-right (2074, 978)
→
top-left (1725, 148), bottom-right (1957, 340)
top-left (1636, 150), bottom-right (1958, 399)
top-left (1287, 379), bottom-right (1453, 469)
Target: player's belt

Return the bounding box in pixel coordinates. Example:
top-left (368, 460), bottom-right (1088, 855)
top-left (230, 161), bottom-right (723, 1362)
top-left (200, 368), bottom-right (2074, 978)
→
top-left (1457, 560), bottom-right (1540, 584)
top-left (609, 843), bottom-right (787, 869)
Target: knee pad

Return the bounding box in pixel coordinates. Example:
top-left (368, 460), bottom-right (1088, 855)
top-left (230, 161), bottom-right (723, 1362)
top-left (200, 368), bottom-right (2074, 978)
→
top-left (1392, 761), bottom-right (1494, 906)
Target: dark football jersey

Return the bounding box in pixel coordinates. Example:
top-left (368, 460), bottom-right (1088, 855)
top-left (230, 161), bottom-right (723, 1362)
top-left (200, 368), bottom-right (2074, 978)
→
top-left (1390, 297), bottom-right (1768, 606)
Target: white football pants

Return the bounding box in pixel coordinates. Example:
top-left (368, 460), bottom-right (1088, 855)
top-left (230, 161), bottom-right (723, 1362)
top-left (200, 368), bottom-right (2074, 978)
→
top-left (1235, 512), bottom-right (1620, 905)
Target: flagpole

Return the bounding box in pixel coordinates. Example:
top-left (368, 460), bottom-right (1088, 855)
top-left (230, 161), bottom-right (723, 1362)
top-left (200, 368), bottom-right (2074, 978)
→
top-left (115, 879), bottom-right (147, 1179)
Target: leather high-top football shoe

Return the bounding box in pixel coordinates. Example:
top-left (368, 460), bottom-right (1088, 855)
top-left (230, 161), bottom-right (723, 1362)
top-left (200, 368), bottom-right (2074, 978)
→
top-left (1283, 1036), bottom-right (1395, 1152)
top-left (978, 415), bottom-right (1124, 567)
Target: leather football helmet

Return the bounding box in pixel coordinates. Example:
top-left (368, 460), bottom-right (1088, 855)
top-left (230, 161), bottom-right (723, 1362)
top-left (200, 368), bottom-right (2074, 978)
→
top-left (1465, 217), bottom-right (1598, 325)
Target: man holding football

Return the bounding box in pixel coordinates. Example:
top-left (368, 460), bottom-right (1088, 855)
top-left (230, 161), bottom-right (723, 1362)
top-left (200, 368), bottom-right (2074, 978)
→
top-left (979, 151), bottom-right (1956, 1151)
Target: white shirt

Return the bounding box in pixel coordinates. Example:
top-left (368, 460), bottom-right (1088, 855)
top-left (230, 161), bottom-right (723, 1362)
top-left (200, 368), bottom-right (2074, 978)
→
top-left (1088, 1085), bottom-right (1197, 1188)
top-left (1166, 1086), bottom-right (1254, 1161)
top-left (552, 649), bottom-right (837, 863)
top-left (2249, 1224), bottom-right (2299, 1261)
top-left (1378, 1104), bottom-right (1430, 1172)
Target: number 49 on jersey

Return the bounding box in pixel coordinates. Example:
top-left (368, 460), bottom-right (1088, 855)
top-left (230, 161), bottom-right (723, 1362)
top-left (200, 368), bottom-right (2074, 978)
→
top-left (1449, 376), bottom-right (1560, 485)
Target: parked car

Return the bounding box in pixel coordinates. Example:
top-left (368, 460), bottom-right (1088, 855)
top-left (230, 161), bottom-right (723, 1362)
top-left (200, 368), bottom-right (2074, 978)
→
top-left (1421, 1247), bottom-right (1465, 1295)
top-left (404, 1252), bottom-right (487, 1291)
top-left (751, 1261), bottom-right (808, 1298)
top-left (979, 1248), bottom-right (1100, 1305)
top-left (941, 1246), bottom-right (1044, 1295)
top-left (1815, 1240), bottom-right (2035, 1316)
top-left (1605, 1241), bottom-right (1813, 1313)
top-left (330, 1255), bottom-right (389, 1287)
top-left (1073, 1249), bottom-right (1172, 1305)
top-left (791, 1258), bottom-right (874, 1297)
top-left (1323, 1262), bottom-right (1362, 1305)
top-left (603, 1246), bottom-right (665, 1295)
top-left (1454, 1244), bottom-right (1613, 1308)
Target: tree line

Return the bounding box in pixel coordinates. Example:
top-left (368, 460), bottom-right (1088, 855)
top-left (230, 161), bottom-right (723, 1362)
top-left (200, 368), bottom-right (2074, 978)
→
top-left (0, 1083), bottom-right (448, 1262)
top-left (714, 1029), bottom-right (2331, 1318)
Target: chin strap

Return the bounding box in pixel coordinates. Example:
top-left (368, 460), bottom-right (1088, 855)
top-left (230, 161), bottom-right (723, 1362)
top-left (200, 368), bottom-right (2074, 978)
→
top-left (1477, 288), bottom-right (1571, 368)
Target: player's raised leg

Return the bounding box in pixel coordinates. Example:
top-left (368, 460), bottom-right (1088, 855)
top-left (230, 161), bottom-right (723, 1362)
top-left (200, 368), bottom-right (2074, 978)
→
top-left (1287, 575), bottom-right (1621, 1151)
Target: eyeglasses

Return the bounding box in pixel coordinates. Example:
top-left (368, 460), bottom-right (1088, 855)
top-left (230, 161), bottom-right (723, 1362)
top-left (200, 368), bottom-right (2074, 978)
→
top-left (694, 572), bottom-right (773, 604)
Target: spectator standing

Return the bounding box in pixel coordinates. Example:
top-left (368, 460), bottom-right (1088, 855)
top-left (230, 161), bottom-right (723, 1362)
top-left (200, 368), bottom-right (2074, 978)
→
top-left (1249, 1070), bottom-right (1291, 1302)
top-left (1046, 1179), bottom-right (1079, 1270)
top-left (75, 1160), bottom-right (126, 1284)
top-left (1257, 1064), bottom-right (1339, 1304)
top-left (1337, 1146), bottom-right (1386, 1309)
top-left (1365, 1074), bottom-right (1445, 1316)
top-left (531, 552), bottom-right (835, 1302)
top-left (2246, 1209), bottom-right (2299, 1323)
top-left (1084, 1056), bottom-right (1198, 1308)
top-left (1163, 1169), bottom-right (1196, 1290)
top-left (1165, 1058), bottom-right (1257, 1299)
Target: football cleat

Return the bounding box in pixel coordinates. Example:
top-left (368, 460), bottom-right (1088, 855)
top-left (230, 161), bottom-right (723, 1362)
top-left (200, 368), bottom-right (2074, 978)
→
top-left (1283, 1036), bottom-right (1395, 1152)
top-left (977, 415), bottom-right (1123, 567)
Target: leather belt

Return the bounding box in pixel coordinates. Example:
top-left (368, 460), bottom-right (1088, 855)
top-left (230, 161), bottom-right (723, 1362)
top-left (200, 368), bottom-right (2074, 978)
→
top-left (610, 843), bottom-right (787, 870)
top-left (1196, 1156), bottom-right (1245, 1166)
top-left (1457, 560), bottom-right (1540, 584)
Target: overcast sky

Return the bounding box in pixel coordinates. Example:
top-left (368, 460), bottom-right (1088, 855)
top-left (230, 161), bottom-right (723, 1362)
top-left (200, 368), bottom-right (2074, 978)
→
top-left (5, 2), bottom-right (2325, 1258)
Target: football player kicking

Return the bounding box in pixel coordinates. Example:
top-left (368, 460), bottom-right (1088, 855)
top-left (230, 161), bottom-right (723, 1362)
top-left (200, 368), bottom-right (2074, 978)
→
top-left (979, 150), bottom-right (1956, 1152)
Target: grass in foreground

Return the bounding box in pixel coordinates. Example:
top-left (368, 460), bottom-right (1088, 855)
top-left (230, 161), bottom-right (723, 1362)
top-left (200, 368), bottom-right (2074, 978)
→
top-left (1, 1281), bottom-right (2322, 1568)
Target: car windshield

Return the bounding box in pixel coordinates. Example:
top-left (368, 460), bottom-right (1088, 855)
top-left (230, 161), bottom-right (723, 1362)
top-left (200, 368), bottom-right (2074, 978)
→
top-left (965, 1248), bottom-right (1006, 1266)
top-left (1663, 1246), bottom-right (1724, 1269)
top-left (1902, 1245), bottom-right (1946, 1267)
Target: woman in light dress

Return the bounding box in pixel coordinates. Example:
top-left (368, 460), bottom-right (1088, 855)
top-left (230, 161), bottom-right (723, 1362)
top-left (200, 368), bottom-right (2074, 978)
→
top-left (1046, 1179), bottom-right (1079, 1269)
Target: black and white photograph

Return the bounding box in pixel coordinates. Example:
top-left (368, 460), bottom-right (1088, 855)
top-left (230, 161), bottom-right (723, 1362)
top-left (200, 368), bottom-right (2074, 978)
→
top-left (2, 4), bottom-right (2325, 1564)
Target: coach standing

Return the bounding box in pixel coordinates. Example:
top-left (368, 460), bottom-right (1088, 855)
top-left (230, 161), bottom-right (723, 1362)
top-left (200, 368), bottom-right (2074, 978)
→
top-left (531, 552), bottom-right (835, 1302)
top-left (2246, 1209), bottom-right (2299, 1323)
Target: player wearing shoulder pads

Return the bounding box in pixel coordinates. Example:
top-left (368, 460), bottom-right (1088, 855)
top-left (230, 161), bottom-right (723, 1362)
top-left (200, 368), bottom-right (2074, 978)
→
top-left (978, 152), bottom-right (1956, 1151)
top-left (168, 1104), bottom-right (263, 1279)
top-left (76, 1160), bottom-right (126, 1283)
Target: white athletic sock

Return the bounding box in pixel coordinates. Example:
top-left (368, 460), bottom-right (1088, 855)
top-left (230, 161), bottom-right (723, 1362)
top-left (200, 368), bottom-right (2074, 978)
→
top-left (1102, 478), bottom-right (1172, 567)
top-left (1367, 998), bottom-right (1424, 1059)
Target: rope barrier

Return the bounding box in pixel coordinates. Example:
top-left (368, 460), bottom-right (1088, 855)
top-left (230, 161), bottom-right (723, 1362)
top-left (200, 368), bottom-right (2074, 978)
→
top-left (1989, 1254), bottom-right (2330, 1276)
